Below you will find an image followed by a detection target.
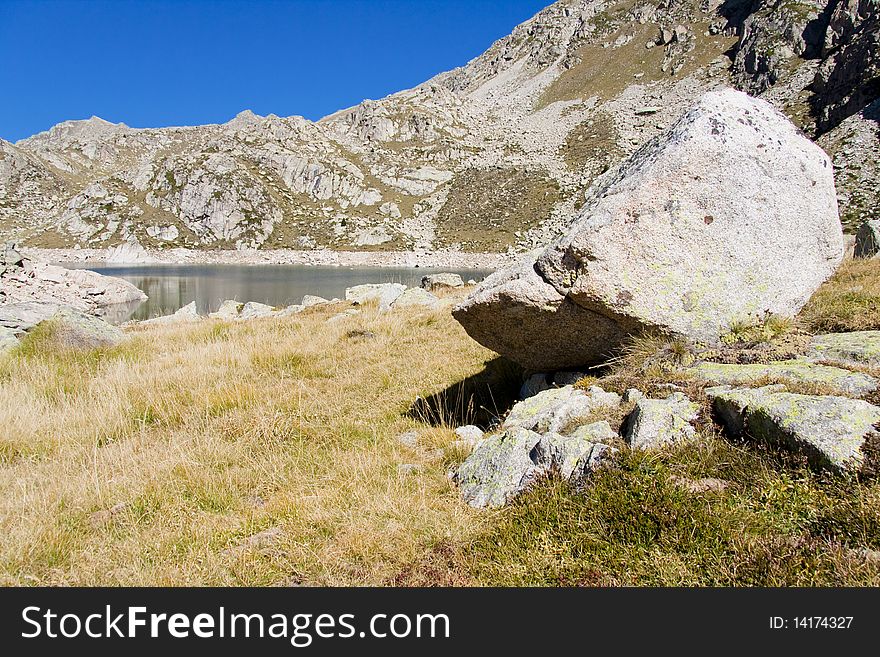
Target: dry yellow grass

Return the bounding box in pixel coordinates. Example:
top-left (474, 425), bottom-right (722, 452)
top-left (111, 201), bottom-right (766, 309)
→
top-left (798, 257), bottom-right (880, 333)
top-left (0, 300), bottom-right (497, 586)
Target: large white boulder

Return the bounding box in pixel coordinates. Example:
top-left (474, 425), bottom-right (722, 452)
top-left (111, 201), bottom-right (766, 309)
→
top-left (453, 89), bottom-right (843, 370)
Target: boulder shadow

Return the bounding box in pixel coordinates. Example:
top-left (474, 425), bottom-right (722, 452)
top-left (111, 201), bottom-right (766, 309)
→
top-left (408, 357), bottom-right (523, 430)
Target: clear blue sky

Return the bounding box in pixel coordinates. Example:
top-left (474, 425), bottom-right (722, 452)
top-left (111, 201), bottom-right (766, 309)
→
top-left (0, 0), bottom-right (550, 142)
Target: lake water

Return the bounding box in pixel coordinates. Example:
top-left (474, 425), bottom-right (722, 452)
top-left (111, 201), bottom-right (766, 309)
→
top-left (62, 263), bottom-right (495, 321)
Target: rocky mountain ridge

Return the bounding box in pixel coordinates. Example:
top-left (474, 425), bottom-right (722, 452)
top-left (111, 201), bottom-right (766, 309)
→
top-left (1, 0), bottom-right (877, 254)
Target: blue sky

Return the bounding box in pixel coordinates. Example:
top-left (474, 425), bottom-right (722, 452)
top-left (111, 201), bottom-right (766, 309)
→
top-left (0, 0), bottom-right (549, 142)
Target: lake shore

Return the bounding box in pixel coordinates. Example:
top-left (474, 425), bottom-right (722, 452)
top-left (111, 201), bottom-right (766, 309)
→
top-left (23, 247), bottom-right (516, 269)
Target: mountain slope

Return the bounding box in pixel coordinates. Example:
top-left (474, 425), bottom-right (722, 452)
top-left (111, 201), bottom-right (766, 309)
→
top-left (1, 0), bottom-right (877, 253)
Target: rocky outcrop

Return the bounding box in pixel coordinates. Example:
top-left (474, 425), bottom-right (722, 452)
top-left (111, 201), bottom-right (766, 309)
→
top-left (812, 0), bottom-right (879, 132)
top-left (691, 360), bottom-right (878, 397)
top-left (708, 385), bottom-right (880, 475)
top-left (454, 89), bottom-right (842, 370)
top-left (0, 249), bottom-right (147, 316)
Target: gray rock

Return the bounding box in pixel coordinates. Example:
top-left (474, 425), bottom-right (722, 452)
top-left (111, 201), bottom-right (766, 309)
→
top-left (454, 425), bottom-right (615, 508)
top-left (807, 331), bottom-right (880, 369)
top-left (46, 307), bottom-right (125, 349)
top-left (623, 388), bottom-right (645, 404)
top-left (502, 385), bottom-right (620, 434)
top-left (277, 304), bottom-right (305, 317)
top-left (142, 301), bottom-right (200, 325)
top-left (345, 283), bottom-right (406, 311)
top-left (238, 301), bottom-right (276, 320)
top-left (301, 294), bottom-right (330, 307)
top-left (391, 287), bottom-right (441, 309)
top-left (453, 425), bottom-right (484, 447)
top-left (519, 372), bottom-right (550, 399)
top-left (567, 420), bottom-right (618, 443)
top-left (454, 428), bottom-right (544, 508)
top-left (541, 421), bottom-right (618, 480)
top-left (1, 243), bottom-right (23, 267)
top-left (0, 301), bottom-right (61, 333)
top-left (421, 273), bottom-right (464, 291)
top-left (854, 220), bottom-right (880, 258)
top-left (691, 360), bottom-right (878, 397)
top-left (623, 393), bottom-right (700, 450)
top-left (209, 300), bottom-right (242, 320)
top-left (397, 430), bottom-right (420, 449)
top-left (533, 431), bottom-right (597, 479)
top-left (0, 326), bottom-right (20, 353)
top-left (707, 385), bottom-right (880, 474)
top-left (453, 89), bottom-right (842, 370)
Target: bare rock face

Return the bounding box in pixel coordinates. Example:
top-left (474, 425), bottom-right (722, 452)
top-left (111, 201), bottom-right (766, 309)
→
top-left (454, 89), bottom-right (843, 370)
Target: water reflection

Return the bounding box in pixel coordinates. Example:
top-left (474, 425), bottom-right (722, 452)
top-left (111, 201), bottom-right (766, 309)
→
top-left (62, 263), bottom-right (494, 322)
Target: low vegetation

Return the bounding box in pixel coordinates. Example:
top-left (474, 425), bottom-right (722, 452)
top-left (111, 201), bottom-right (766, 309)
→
top-left (2, 259), bottom-right (880, 586)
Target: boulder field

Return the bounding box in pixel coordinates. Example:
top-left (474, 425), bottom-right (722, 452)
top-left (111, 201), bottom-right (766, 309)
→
top-left (453, 89), bottom-right (844, 371)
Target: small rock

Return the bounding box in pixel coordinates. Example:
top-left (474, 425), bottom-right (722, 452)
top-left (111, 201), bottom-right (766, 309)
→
top-left (623, 392), bottom-right (700, 450)
top-left (502, 385), bottom-right (621, 434)
top-left (623, 388), bottom-right (645, 404)
top-left (421, 273), bottom-right (464, 291)
top-left (453, 428), bottom-right (544, 508)
top-left (519, 372), bottom-right (550, 399)
top-left (277, 304), bottom-right (305, 317)
top-left (0, 327), bottom-right (19, 353)
top-left (454, 425), bottom-right (484, 447)
top-left (238, 301), bottom-right (276, 320)
top-left (854, 220), bottom-right (880, 258)
top-left (345, 283), bottom-right (406, 311)
top-left (142, 301), bottom-right (200, 325)
top-left (397, 430), bottom-right (420, 449)
top-left (391, 288), bottom-right (441, 309)
top-left (301, 294), bottom-right (330, 307)
top-left (209, 300), bottom-right (242, 320)
top-left (327, 309), bottom-right (361, 323)
top-left (397, 464), bottom-right (421, 476)
top-left (454, 425), bottom-right (616, 508)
